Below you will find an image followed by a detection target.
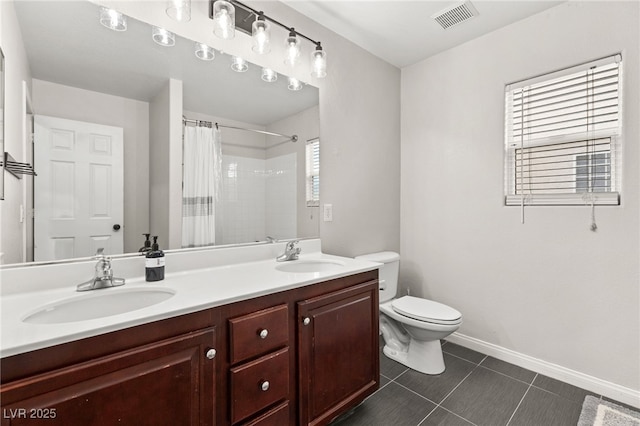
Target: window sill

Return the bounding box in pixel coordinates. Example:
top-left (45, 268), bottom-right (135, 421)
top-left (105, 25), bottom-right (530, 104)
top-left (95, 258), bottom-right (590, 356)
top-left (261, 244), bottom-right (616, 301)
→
top-left (505, 193), bottom-right (620, 206)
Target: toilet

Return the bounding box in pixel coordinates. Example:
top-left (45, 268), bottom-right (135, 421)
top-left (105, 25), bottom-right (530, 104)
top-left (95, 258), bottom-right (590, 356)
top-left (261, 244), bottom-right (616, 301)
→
top-left (356, 251), bottom-right (462, 375)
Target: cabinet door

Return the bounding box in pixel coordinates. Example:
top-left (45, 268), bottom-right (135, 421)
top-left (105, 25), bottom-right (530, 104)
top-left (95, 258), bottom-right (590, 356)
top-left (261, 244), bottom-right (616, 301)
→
top-left (1, 328), bottom-right (216, 426)
top-left (298, 281), bottom-right (379, 426)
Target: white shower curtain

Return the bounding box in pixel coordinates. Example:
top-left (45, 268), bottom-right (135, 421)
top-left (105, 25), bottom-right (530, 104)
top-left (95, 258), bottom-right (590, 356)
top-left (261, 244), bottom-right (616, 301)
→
top-left (182, 126), bottom-right (222, 248)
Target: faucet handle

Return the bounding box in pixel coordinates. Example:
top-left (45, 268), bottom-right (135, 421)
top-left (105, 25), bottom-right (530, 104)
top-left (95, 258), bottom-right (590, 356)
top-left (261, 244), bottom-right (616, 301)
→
top-left (286, 240), bottom-right (300, 250)
top-left (94, 248), bottom-right (105, 259)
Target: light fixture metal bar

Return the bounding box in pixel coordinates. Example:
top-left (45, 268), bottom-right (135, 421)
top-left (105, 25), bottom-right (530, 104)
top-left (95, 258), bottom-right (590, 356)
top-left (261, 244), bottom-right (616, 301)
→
top-left (208, 0), bottom-right (321, 47)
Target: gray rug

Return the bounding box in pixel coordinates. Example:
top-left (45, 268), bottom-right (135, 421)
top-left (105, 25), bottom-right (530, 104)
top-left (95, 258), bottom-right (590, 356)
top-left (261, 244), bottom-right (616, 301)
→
top-left (578, 395), bottom-right (640, 426)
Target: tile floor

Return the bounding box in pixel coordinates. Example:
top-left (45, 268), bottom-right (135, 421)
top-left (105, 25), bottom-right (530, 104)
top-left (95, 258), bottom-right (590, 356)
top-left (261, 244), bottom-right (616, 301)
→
top-left (332, 339), bottom-right (623, 426)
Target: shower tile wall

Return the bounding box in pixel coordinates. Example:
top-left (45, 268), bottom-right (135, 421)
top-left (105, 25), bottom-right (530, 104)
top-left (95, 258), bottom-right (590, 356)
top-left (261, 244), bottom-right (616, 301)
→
top-left (217, 154), bottom-right (296, 245)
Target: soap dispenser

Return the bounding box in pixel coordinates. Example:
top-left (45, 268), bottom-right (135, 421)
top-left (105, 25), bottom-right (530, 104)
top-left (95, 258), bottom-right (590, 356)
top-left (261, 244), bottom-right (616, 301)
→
top-left (139, 233), bottom-right (152, 254)
top-left (145, 236), bottom-right (165, 282)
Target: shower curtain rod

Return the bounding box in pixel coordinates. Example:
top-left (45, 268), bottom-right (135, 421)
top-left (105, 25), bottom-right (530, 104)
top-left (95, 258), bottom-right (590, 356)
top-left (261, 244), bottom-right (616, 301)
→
top-left (182, 117), bottom-right (298, 143)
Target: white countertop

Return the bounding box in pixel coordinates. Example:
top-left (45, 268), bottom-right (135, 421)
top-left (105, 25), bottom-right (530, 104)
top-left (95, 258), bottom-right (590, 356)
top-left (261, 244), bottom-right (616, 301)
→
top-left (0, 242), bottom-right (380, 358)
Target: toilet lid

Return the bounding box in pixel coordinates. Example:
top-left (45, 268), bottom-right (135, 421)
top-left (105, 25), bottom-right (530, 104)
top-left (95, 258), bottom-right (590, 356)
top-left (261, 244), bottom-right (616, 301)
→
top-left (391, 296), bottom-right (462, 324)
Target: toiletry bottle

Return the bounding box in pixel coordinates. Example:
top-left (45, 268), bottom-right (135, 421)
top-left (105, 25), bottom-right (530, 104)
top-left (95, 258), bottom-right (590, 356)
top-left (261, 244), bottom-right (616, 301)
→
top-left (139, 233), bottom-right (152, 253)
top-left (145, 236), bottom-right (165, 282)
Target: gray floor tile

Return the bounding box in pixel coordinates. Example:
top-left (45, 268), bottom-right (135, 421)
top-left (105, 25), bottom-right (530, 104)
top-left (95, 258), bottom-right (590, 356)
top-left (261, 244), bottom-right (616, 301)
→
top-left (395, 353), bottom-right (476, 404)
top-left (420, 407), bottom-right (475, 426)
top-left (508, 386), bottom-right (582, 426)
top-left (380, 350), bottom-right (409, 379)
top-left (480, 356), bottom-right (536, 384)
top-left (442, 366), bottom-right (528, 426)
top-left (331, 382), bottom-right (436, 426)
top-left (442, 342), bottom-right (486, 364)
top-left (379, 375), bottom-right (390, 387)
top-left (532, 374), bottom-right (595, 403)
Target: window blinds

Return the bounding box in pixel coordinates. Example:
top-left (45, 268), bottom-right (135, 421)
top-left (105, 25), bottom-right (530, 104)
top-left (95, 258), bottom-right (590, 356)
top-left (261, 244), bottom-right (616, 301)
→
top-left (505, 54), bottom-right (622, 206)
top-left (306, 138), bottom-right (320, 207)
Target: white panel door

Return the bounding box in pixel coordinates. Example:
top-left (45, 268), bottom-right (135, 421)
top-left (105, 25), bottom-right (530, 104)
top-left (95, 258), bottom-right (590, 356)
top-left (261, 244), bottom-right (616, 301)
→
top-left (34, 115), bottom-right (124, 261)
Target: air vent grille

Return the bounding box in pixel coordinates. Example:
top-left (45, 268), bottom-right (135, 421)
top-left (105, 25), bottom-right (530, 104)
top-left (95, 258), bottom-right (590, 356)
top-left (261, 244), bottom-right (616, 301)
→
top-left (433, 1), bottom-right (479, 30)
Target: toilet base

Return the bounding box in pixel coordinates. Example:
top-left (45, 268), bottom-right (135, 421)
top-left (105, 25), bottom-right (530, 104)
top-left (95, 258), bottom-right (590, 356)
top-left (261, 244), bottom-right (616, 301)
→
top-left (382, 339), bottom-right (446, 375)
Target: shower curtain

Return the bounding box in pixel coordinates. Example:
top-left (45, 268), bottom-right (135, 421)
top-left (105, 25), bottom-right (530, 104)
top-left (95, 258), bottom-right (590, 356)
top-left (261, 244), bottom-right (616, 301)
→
top-left (181, 126), bottom-right (222, 248)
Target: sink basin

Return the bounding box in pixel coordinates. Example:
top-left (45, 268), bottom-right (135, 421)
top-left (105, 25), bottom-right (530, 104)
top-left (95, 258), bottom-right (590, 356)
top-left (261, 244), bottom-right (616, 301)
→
top-left (23, 287), bottom-right (176, 324)
top-left (275, 259), bottom-right (345, 273)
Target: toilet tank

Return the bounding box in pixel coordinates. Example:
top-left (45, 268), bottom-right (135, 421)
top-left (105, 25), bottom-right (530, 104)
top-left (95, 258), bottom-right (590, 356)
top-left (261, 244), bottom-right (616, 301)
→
top-left (355, 252), bottom-right (400, 303)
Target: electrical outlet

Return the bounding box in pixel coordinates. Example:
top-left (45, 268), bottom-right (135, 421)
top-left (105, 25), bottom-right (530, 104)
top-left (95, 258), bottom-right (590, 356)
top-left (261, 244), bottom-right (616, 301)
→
top-left (323, 204), bottom-right (333, 222)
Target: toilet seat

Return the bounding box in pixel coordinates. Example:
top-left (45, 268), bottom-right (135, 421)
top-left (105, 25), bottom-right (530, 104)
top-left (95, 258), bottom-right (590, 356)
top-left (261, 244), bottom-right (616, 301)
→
top-left (391, 296), bottom-right (462, 325)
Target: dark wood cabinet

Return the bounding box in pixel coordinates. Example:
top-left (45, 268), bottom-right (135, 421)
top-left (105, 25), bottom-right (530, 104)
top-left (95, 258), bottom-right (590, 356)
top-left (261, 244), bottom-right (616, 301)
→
top-left (298, 281), bottom-right (380, 426)
top-left (1, 328), bottom-right (216, 426)
top-left (1, 270), bottom-right (379, 426)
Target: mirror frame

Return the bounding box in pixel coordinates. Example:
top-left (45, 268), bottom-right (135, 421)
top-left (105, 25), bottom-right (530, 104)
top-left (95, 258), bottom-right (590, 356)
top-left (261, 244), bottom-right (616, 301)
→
top-left (1, 47), bottom-right (4, 201)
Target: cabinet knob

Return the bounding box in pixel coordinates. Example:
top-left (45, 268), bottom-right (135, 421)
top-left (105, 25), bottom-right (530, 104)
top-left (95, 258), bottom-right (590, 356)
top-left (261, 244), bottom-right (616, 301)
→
top-left (260, 380), bottom-right (270, 392)
top-left (259, 329), bottom-right (269, 339)
top-left (303, 317), bottom-right (310, 326)
top-left (206, 348), bottom-right (216, 360)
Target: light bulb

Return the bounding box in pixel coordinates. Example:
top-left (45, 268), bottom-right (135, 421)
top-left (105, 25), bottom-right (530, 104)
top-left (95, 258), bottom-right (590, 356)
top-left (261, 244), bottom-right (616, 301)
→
top-left (100, 7), bottom-right (127, 31)
top-left (231, 56), bottom-right (248, 72)
top-left (195, 42), bottom-right (215, 61)
top-left (284, 30), bottom-right (301, 67)
top-left (166, 0), bottom-right (191, 22)
top-left (311, 44), bottom-right (327, 78)
top-left (261, 68), bottom-right (278, 83)
top-left (213, 0), bottom-right (235, 40)
top-left (152, 27), bottom-right (175, 47)
top-left (288, 77), bottom-right (303, 91)
top-left (252, 16), bottom-right (271, 54)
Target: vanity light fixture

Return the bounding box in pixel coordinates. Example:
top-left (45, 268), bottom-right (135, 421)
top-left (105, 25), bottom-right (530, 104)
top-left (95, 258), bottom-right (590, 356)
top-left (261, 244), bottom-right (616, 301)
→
top-left (231, 56), bottom-right (249, 72)
top-left (251, 13), bottom-right (271, 54)
top-left (212, 0), bottom-right (235, 40)
top-left (195, 42), bottom-right (215, 61)
top-left (261, 68), bottom-right (278, 83)
top-left (311, 43), bottom-right (327, 78)
top-left (284, 29), bottom-right (301, 67)
top-left (166, 0), bottom-right (191, 22)
top-left (287, 76), bottom-right (303, 91)
top-left (99, 7), bottom-right (127, 31)
top-left (152, 26), bottom-right (176, 47)
top-left (209, 0), bottom-right (327, 78)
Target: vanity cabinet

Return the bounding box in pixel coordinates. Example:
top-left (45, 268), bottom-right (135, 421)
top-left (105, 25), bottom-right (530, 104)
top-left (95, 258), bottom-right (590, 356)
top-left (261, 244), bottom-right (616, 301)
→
top-left (1, 270), bottom-right (379, 426)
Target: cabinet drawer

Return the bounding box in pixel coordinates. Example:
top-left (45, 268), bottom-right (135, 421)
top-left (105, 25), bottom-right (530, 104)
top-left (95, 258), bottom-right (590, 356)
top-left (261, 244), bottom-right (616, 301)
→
top-left (230, 347), bottom-right (289, 424)
top-left (229, 304), bottom-right (288, 364)
top-left (241, 401), bottom-right (289, 426)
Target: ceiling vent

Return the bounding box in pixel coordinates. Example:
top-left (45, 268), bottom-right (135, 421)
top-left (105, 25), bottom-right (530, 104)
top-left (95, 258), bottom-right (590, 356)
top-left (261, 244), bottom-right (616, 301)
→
top-left (433, 1), bottom-right (479, 30)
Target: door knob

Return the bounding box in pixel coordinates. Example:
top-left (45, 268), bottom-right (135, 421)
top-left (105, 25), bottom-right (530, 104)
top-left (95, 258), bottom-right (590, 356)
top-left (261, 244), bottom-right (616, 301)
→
top-left (113, 224), bottom-right (121, 231)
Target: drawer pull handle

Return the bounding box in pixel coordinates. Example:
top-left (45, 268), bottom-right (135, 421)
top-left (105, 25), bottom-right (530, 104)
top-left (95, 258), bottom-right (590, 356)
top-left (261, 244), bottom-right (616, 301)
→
top-left (261, 380), bottom-right (270, 392)
top-left (206, 349), bottom-right (217, 360)
top-left (259, 329), bottom-right (269, 339)
top-left (303, 317), bottom-right (310, 326)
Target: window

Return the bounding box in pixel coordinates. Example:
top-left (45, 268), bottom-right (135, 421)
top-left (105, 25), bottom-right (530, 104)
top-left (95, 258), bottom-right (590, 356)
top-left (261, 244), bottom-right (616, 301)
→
top-left (305, 138), bottom-right (320, 207)
top-left (504, 54), bottom-right (622, 206)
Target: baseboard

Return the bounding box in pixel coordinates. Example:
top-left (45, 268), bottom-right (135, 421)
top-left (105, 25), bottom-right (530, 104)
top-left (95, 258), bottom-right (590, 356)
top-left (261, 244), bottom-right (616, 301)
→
top-left (447, 332), bottom-right (640, 409)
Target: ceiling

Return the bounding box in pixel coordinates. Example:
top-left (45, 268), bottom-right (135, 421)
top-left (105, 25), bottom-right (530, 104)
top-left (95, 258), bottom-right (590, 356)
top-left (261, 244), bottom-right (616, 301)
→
top-left (282, 0), bottom-right (564, 68)
top-left (14, 1), bottom-right (318, 126)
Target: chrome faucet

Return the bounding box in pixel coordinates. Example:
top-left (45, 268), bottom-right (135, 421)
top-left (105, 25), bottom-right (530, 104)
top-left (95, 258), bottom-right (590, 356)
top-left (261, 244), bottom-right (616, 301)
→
top-left (77, 248), bottom-right (125, 292)
top-left (266, 236), bottom-right (278, 243)
top-left (276, 240), bottom-right (301, 262)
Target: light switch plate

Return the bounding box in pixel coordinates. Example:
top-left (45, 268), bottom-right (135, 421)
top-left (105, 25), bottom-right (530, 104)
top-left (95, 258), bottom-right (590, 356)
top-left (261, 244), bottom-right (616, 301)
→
top-left (323, 204), bottom-right (333, 222)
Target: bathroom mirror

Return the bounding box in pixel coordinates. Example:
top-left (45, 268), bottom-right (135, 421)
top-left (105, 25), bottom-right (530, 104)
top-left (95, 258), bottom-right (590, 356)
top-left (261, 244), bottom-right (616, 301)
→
top-left (10, 0), bottom-right (319, 264)
top-left (0, 47), bottom-right (4, 201)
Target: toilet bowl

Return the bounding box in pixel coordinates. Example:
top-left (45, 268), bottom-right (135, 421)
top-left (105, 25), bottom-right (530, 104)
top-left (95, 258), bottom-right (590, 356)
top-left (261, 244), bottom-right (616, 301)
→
top-left (355, 252), bottom-right (462, 375)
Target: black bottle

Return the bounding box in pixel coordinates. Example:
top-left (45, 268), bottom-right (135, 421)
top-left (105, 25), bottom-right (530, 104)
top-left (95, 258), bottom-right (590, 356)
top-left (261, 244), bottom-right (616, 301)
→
top-left (139, 233), bottom-right (152, 253)
top-left (145, 236), bottom-right (165, 282)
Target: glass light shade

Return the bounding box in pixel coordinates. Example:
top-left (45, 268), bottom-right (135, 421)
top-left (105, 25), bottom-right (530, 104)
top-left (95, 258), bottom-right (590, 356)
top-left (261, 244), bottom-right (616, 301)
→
top-left (231, 56), bottom-right (248, 72)
top-left (287, 77), bottom-right (303, 91)
top-left (99, 7), bottom-right (127, 31)
top-left (311, 47), bottom-right (327, 78)
top-left (251, 18), bottom-right (271, 54)
top-left (166, 0), bottom-right (191, 22)
top-left (195, 42), bottom-right (215, 61)
top-left (213, 0), bottom-right (235, 40)
top-left (152, 27), bottom-right (175, 47)
top-left (284, 32), bottom-right (301, 67)
top-left (261, 68), bottom-right (278, 83)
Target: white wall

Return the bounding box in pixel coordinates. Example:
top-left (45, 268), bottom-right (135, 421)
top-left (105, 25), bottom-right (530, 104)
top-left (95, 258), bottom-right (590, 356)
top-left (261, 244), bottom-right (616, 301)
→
top-left (0, 1), bottom-right (32, 265)
top-left (96, 0), bottom-right (401, 257)
top-left (401, 0), bottom-right (639, 395)
top-left (31, 80), bottom-right (150, 254)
